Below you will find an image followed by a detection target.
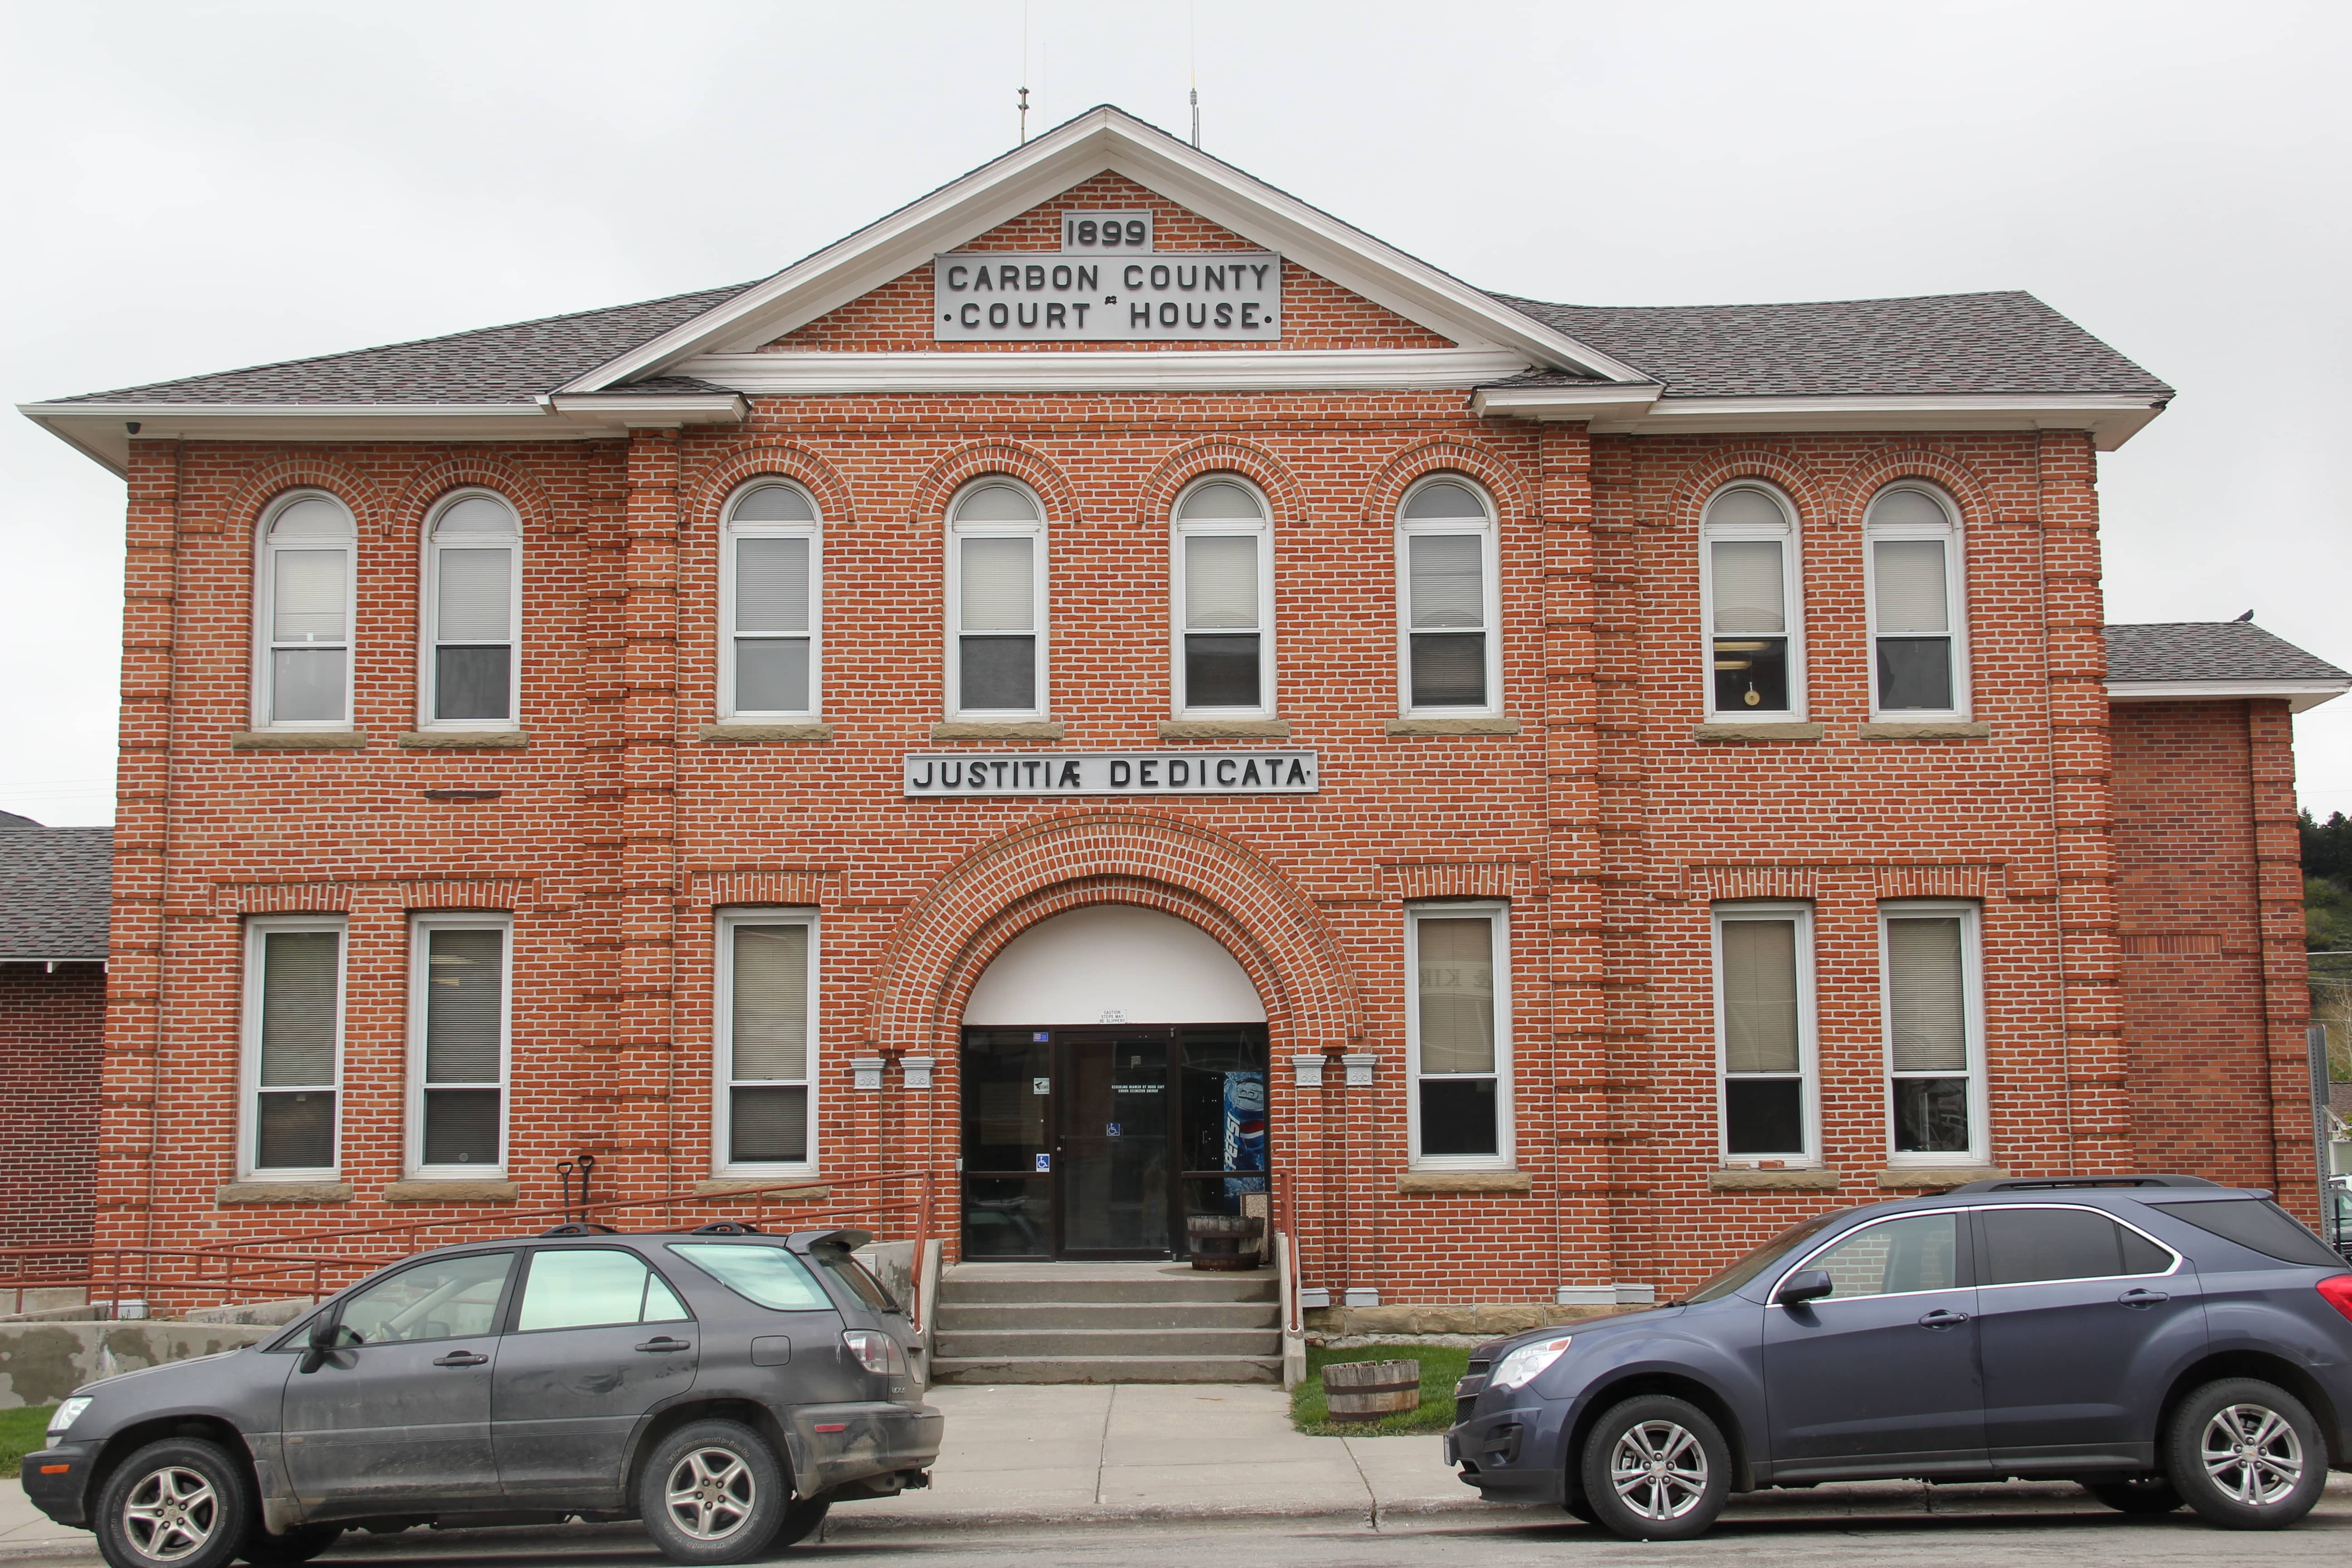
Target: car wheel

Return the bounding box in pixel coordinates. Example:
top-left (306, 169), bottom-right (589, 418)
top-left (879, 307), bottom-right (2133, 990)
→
top-left (1577, 1394), bottom-right (1731, 1542)
top-left (1561, 1491), bottom-right (1600, 1525)
top-left (773, 1497), bottom-right (829, 1550)
top-left (2166, 1378), bottom-right (2326, 1529)
top-left (93, 1438), bottom-right (254, 1568)
top-left (637, 1420), bottom-right (788, 1565)
top-left (237, 1525), bottom-right (343, 1566)
top-left (2082, 1478), bottom-right (2183, 1515)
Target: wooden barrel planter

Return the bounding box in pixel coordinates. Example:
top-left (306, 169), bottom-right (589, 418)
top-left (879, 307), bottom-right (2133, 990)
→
top-left (1322, 1358), bottom-right (1421, 1422)
top-left (1186, 1213), bottom-right (1265, 1271)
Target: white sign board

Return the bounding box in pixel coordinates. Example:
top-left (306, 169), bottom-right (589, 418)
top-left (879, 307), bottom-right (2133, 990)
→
top-left (905, 750), bottom-right (1318, 797)
top-left (934, 209), bottom-right (1281, 343)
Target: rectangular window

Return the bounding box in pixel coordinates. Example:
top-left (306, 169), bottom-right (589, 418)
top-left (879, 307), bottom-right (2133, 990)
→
top-left (1881, 901), bottom-right (1984, 1162)
top-left (431, 547), bottom-right (515, 723)
top-left (1405, 534), bottom-right (1490, 709)
top-left (729, 535), bottom-right (816, 716)
top-left (1872, 537), bottom-right (1955, 711)
top-left (1407, 905), bottom-right (1509, 1166)
top-left (241, 917), bottom-right (344, 1178)
top-left (1714, 903), bottom-right (1815, 1162)
top-left (1708, 539), bottom-right (1793, 714)
top-left (409, 915), bottom-right (510, 1176)
top-left (718, 911), bottom-right (816, 1172)
top-left (1180, 533), bottom-right (1265, 711)
top-left (956, 536), bottom-right (1039, 713)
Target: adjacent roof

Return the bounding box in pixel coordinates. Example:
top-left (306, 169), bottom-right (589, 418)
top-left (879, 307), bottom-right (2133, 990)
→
top-left (0, 811), bottom-right (39, 829)
top-left (2105, 622), bottom-right (2351, 712)
top-left (0, 827), bottom-right (113, 962)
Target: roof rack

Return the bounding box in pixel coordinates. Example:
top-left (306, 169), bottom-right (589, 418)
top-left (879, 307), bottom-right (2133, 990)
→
top-left (1950, 1174), bottom-right (2221, 1195)
top-left (690, 1220), bottom-right (764, 1236)
top-left (539, 1221), bottom-right (621, 1236)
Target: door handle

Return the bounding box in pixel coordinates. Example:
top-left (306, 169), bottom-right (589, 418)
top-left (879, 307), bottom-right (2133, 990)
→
top-left (432, 1350), bottom-right (488, 1367)
top-left (2119, 1288), bottom-right (2170, 1308)
top-left (1916, 1309), bottom-right (1969, 1329)
top-left (636, 1337), bottom-right (691, 1353)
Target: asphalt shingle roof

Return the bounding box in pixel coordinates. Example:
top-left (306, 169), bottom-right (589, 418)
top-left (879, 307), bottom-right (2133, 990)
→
top-left (0, 827), bottom-right (113, 962)
top-left (2104, 622), bottom-right (2351, 686)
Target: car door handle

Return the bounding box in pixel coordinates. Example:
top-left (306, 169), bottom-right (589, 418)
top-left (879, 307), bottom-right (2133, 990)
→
top-left (1916, 1309), bottom-right (1969, 1329)
top-left (636, 1337), bottom-right (691, 1353)
top-left (2119, 1288), bottom-right (2170, 1308)
top-left (432, 1350), bottom-right (488, 1367)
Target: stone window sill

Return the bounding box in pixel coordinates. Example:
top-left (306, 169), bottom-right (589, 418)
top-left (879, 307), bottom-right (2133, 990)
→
top-left (231, 730), bottom-right (367, 750)
top-left (698, 722), bottom-right (835, 743)
top-left (1692, 721), bottom-right (1825, 744)
top-left (382, 1179), bottom-right (519, 1203)
top-left (931, 720), bottom-right (1064, 742)
top-left (1877, 1166), bottom-right (2008, 1189)
top-left (1160, 718), bottom-right (1292, 740)
top-left (398, 730), bottom-right (528, 749)
top-left (215, 1181), bottom-right (351, 1205)
top-left (1708, 1167), bottom-right (1842, 1191)
top-left (1397, 1170), bottom-right (1533, 1194)
top-left (1386, 715), bottom-right (1522, 737)
top-left (1859, 720), bottom-right (1992, 740)
top-left (693, 1178), bottom-right (833, 1198)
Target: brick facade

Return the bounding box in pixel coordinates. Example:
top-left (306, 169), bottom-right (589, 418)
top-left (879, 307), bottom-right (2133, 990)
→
top-left (0, 963), bottom-right (104, 1269)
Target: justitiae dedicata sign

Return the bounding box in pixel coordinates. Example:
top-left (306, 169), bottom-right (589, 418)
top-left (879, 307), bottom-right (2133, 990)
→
top-left (933, 210), bottom-right (1281, 343)
top-left (905, 750), bottom-right (1318, 797)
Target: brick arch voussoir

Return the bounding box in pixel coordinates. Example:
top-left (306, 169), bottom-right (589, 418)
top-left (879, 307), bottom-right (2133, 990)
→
top-left (390, 456), bottom-right (557, 547)
top-left (909, 440), bottom-right (1080, 525)
top-left (1361, 436), bottom-right (1532, 527)
top-left (225, 457), bottom-right (389, 545)
top-left (683, 441), bottom-right (858, 532)
top-left (1666, 447), bottom-right (1834, 534)
top-left (1132, 437), bottom-right (1307, 526)
top-left (1840, 447), bottom-right (1996, 531)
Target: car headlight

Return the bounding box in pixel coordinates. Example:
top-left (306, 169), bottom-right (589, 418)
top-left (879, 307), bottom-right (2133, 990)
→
top-left (1488, 1336), bottom-right (1574, 1392)
top-left (47, 1398), bottom-right (92, 1436)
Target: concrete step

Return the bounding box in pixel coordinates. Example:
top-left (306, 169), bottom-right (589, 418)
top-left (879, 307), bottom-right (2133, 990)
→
top-left (930, 1353), bottom-right (1282, 1385)
top-left (935, 1299), bottom-right (1279, 1332)
top-left (935, 1326), bottom-right (1282, 1359)
top-left (940, 1271), bottom-right (1274, 1306)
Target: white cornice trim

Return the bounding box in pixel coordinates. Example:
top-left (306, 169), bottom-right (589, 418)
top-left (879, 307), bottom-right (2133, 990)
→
top-left (679, 348), bottom-right (1536, 394)
top-left (1469, 383), bottom-right (1665, 423)
top-left (2108, 678), bottom-right (2350, 714)
top-left (1561, 390), bottom-right (2166, 451)
top-left (563, 107), bottom-right (1644, 391)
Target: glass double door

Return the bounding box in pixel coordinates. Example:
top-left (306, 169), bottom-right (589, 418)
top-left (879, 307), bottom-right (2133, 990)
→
top-left (961, 1025), bottom-right (1268, 1260)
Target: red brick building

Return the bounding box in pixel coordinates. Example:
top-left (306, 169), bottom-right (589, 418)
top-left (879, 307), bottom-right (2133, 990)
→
top-left (20, 107), bottom-right (2350, 1324)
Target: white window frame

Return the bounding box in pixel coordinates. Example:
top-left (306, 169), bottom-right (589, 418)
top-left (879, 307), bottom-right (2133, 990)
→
top-left (1395, 475), bottom-right (1501, 717)
top-left (417, 489), bottom-right (523, 731)
top-left (236, 914), bottom-right (346, 1182)
top-left (945, 477), bottom-right (1049, 719)
top-left (1699, 482), bottom-right (1807, 720)
top-left (719, 479), bottom-right (822, 720)
top-left (715, 908), bottom-right (820, 1178)
top-left (1170, 474), bottom-right (1275, 719)
top-left (1404, 901), bottom-right (1513, 1171)
top-left (1863, 482), bottom-right (1971, 720)
top-left (250, 489), bottom-right (357, 732)
top-left (1878, 898), bottom-right (1988, 1168)
top-left (406, 912), bottom-right (514, 1180)
top-left (1711, 901), bottom-right (1819, 1168)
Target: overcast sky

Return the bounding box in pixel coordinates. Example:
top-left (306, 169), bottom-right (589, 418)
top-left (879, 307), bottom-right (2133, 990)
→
top-left (4, 0), bottom-right (2346, 827)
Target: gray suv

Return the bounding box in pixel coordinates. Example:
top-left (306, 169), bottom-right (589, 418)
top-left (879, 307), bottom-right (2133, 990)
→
top-left (1451, 1176), bottom-right (2352, 1539)
top-left (22, 1224), bottom-right (943, 1568)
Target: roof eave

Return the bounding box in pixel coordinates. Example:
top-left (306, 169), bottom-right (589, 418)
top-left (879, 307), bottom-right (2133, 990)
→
top-left (2107, 678), bottom-right (2352, 714)
top-left (1557, 391), bottom-right (2169, 451)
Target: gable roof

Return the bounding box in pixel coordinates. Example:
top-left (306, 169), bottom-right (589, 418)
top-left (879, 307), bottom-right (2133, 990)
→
top-left (2106, 622), bottom-right (2351, 712)
top-left (0, 826), bottom-right (113, 963)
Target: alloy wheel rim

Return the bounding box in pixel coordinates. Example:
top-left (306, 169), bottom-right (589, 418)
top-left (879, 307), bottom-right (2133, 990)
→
top-left (2201, 1403), bottom-right (2304, 1506)
top-left (664, 1447), bottom-right (757, 1541)
top-left (1608, 1419), bottom-right (1709, 1520)
top-left (122, 1466), bottom-right (218, 1563)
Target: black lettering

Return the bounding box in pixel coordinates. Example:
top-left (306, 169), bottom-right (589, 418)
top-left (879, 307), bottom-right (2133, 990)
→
top-left (1110, 760), bottom-right (1132, 787)
top-left (1140, 760), bottom-right (1160, 788)
top-left (1240, 302), bottom-right (1260, 328)
top-left (1216, 758), bottom-right (1236, 785)
top-left (1131, 304), bottom-right (1152, 328)
top-left (1077, 220), bottom-right (1097, 245)
top-left (1150, 264), bottom-right (1170, 289)
top-left (946, 264), bottom-right (969, 290)
top-left (1024, 760), bottom-right (1041, 786)
top-left (1126, 219), bottom-right (1146, 244)
top-left (912, 760), bottom-right (934, 787)
top-left (1186, 303), bottom-right (1206, 328)
top-left (1024, 264), bottom-right (1044, 290)
top-left (1159, 303), bottom-right (1178, 327)
top-left (1046, 302), bottom-right (1067, 327)
top-left (1102, 222), bottom-right (1122, 247)
top-left (1204, 265), bottom-right (1225, 290)
top-left (1059, 760), bottom-right (1081, 787)
top-left (960, 303), bottom-right (980, 327)
top-left (941, 762), bottom-right (962, 787)
top-left (1124, 264), bottom-right (1144, 289)
top-left (1289, 759), bottom-right (1308, 786)
top-left (967, 767), bottom-right (986, 792)
top-left (1018, 303), bottom-right (1038, 328)
top-left (1073, 304), bottom-right (1089, 328)
top-left (972, 266), bottom-right (992, 292)
top-left (1215, 302), bottom-right (1232, 328)
top-left (1250, 264), bottom-right (1270, 288)
top-left (998, 265), bottom-right (1019, 290)
top-left (1177, 265), bottom-right (1198, 290)
top-left (989, 303), bottom-right (1009, 328)
top-left (1248, 760), bottom-right (1267, 786)
top-left (1170, 759), bottom-right (1190, 786)
top-left (1078, 265), bottom-right (1098, 290)
top-left (1051, 264), bottom-right (1072, 289)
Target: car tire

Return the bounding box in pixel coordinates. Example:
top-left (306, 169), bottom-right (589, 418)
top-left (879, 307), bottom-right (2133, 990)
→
top-left (2165, 1377), bottom-right (2327, 1529)
top-left (1561, 1491), bottom-right (1600, 1525)
top-left (238, 1525), bottom-right (343, 1566)
top-left (93, 1437), bottom-right (254, 1568)
top-left (773, 1497), bottom-right (829, 1550)
top-left (637, 1420), bottom-right (788, 1565)
top-left (2082, 1478), bottom-right (2183, 1515)
top-left (1576, 1394), bottom-right (1732, 1542)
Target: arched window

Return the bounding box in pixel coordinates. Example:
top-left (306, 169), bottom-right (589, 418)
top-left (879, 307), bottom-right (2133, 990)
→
top-left (1700, 484), bottom-right (1803, 717)
top-left (256, 491), bottom-right (356, 729)
top-left (1864, 484), bottom-right (1968, 716)
top-left (422, 491), bottom-right (521, 728)
top-left (722, 481), bottom-right (820, 718)
top-left (1396, 476), bottom-right (1498, 714)
top-left (1172, 476), bottom-right (1272, 715)
top-left (948, 479), bottom-right (1046, 716)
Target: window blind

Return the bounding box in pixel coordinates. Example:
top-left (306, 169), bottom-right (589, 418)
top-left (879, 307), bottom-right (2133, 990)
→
top-left (1178, 481), bottom-right (1261, 520)
top-left (1874, 539), bottom-right (1950, 634)
top-left (1403, 481), bottom-right (1482, 521)
top-left (732, 484), bottom-right (814, 523)
top-left (259, 931), bottom-right (338, 1087)
top-left (426, 929), bottom-right (504, 1083)
top-left (1871, 489), bottom-right (1947, 529)
top-left (1886, 917), bottom-right (1967, 1071)
top-left (435, 496), bottom-right (514, 536)
top-left (1719, 919), bottom-right (1799, 1073)
top-left (1409, 535), bottom-right (1483, 628)
top-left (735, 537), bottom-right (810, 634)
top-left (1185, 535), bottom-right (1258, 629)
top-left (1417, 917), bottom-right (1495, 1074)
top-left (956, 483), bottom-right (1038, 522)
top-left (731, 925), bottom-right (809, 1082)
top-left (272, 550), bottom-right (347, 642)
top-left (1707, 488), bottom-right (1784, 529)
top-left (270, 498), bottom-right (351, 540)
top-left (960, 537), bottom-right (1034, 631)
top-left (436, 548), bottom-right (512, 643)
top-left (1710, 540), bottom-right (1787, 634)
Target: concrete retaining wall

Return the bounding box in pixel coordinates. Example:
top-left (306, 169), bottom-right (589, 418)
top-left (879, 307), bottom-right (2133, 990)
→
top-left (0, 1321), bottom-right (277, 1408)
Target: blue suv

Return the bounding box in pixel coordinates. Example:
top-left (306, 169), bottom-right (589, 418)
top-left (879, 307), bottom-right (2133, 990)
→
top-left (1449, 1176), bottom-right (2352, 1539)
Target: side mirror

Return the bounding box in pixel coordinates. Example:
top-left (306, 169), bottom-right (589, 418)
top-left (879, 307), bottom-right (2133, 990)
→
top-left (299, 1315), bottom-right (341, 1373)
top-left (1774, 1269), bottom-right (1834, 1307)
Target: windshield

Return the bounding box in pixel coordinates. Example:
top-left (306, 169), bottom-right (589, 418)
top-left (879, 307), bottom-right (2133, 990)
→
top-left (1684, 1210), bottom-right (1848, 1303)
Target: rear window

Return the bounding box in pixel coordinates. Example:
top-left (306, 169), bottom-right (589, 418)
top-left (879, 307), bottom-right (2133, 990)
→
top-left (668, 1244), bottom-right (834, 1311)
top-left (1980, 1206), bottom-right (2172, 1284)
top-left (815, 1248), bottom-right (899, 1313)
top-left (2146, 1198), bottom-right (2345, 1269)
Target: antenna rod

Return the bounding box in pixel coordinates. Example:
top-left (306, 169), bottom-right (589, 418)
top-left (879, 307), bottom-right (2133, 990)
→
top-left (1191, 87), bottom-right (1200, 148)
top-left (1019, 85), bottom-right (1029, 145)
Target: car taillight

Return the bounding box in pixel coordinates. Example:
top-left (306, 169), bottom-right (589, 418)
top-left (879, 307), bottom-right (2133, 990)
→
top-left (842, 1329), bottom-right (906, 1377)
top-left (2316, 1274), bottom-right (2352, 1324)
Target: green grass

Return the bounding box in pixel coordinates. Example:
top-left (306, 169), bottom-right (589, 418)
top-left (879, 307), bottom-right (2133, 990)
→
top-left (1291, 1345), bottom-right (1469, 1436)
top-left (0, 1407), bottom-right (56, 1479)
